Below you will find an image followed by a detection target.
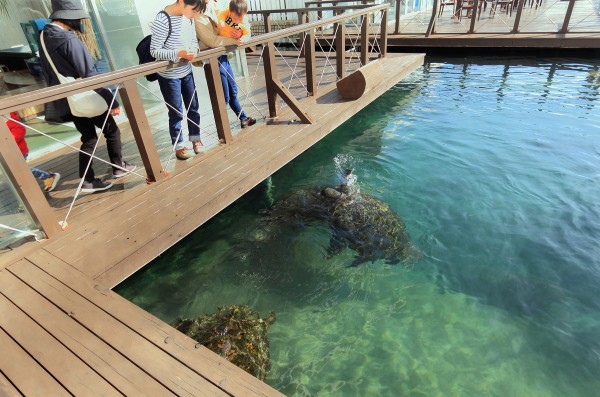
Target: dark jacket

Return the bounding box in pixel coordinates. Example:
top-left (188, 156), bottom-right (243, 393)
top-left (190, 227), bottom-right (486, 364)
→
top-left (39, 23), bottom-right (118, 119)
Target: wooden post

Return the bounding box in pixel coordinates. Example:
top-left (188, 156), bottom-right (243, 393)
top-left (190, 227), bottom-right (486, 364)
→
top-left (119, 80), bottom-right (164, 182)
top-left (0, 121), bottom-right (60, 238)
top-left (298, 12), bottom-right (307, 58)
top-left (380, 9), bottom-right (388, 58)
top-left (360, 15), bottom-right (369, 65)
top-left (395, 0), bottom-right (401, 34)
top-left (468, 0), bottom-right (478, 34)
top-left (263, 42), bottom-right (279, 118)
top-left (204, 57), bottom-right (233, 143)
top-left (512, 0), bottom-right (526, 33)
top-left (426, 0), bottom-right (438, 36)
top-left (264, 12), bottom-right (272, 34)
top-left (305, 28), bottom-right (318, 96)
top-left (335, 16), bottom-right (346, 79)
top-left (560, 0), bottom-right (577, 33)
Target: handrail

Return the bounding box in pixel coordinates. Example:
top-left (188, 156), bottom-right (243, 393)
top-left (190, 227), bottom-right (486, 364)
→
top-left (0, 5), bottom-right (387, 114)
top-left (305, 0), bottom-right (375, 5)
top-left (0, 47), bottom-right (225, 114)
top-left (0, 4), bottom-right (388, 240)
top-left (247, 4), bottom-right (373, 15)
top-left (241, 4), bottom-right (387, 48)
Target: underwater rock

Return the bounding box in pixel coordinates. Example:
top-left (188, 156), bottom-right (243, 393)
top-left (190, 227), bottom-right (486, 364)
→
top-left (173, 305), bottom-right (275, 380)
top-left (268, 170), bottom-right (417, 266)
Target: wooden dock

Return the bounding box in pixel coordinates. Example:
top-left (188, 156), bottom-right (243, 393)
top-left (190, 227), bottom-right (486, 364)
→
top-left (0, 51), bottom-right (424, 395)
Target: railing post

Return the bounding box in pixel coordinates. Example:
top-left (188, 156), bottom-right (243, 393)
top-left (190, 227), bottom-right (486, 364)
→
top-left (119, 80), bottom-right (164, 183)
top-left (380, 8), bottom-right (388, 58)
top-left (468, 0), bottom-right (478, 34)
top-left (426, 0), bottom-right (439, 36)
top-left (335, 15), bottom-right (346, 79)
top-left (204, 57), bottom-right (233, 143)
top-left (305, 28), bottom-right (318, 96)
top-left (560, 0), bottom-right (577, 33)
top-left (263, 42), bottom-right (279, 118)
top-left (395, 0), bottom-right (401, 34)
top-left (298, 11), bottom-right (307, 58)
top-left (512, 0), bottom-right (526, 33)
top-left (264, 12), bottom-right (272, 34)
top-left (360, 14), bottom-right (369, 65)
top-left (0, 121), bottom-right (61, 238)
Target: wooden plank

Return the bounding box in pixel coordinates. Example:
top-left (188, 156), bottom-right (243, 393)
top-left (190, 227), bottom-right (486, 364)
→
top-left (0, 275), bottom-right (119, 396)
top-left (0, 268), bottom-right (174, 397)
top-left (0, 369), bottom-right (25, 397)
top-left (6, 260), bottom-right (228, 397)
top-left (27, 250), bottom-right (286, 397)
top-left (0, 327), bottom-right (69, 397)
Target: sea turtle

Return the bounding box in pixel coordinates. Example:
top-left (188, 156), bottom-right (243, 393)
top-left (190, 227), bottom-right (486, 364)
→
top-left (172, 305), bottom-right (276, 381)
top-left (268, 170), bottom-right (417, 266)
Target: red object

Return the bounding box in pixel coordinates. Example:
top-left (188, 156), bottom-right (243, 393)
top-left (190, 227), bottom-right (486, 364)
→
top-left (7, 112), bottom-right (28, 156)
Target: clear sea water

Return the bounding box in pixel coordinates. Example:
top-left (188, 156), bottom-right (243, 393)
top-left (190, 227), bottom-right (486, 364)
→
top-left (116, 57), bottom-right (600, 396)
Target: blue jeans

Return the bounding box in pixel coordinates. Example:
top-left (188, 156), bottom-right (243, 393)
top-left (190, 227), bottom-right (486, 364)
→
top-left (24, 154), bottom-right (50, 180)
top-left (218, 55), bottom-right (247, 121)
top-left (157, 72), bottom-right (201, 148)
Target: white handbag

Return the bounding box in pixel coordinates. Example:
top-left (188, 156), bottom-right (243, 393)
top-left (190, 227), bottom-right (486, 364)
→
top-left (40, 31), bottom-right (109, 118)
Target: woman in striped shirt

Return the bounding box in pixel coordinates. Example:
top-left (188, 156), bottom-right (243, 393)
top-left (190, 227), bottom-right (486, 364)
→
top-left (150, 0), bottom-right (203, 160)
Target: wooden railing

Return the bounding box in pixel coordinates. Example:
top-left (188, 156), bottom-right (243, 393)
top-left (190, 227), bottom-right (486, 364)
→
top-left (0, 4), bottom-right (388, 241)
top-left (394, 0), bottom-right (598, 35)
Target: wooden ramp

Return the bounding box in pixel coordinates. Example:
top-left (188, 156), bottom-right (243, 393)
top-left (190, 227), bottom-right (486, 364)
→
top-left (0, 53), bottom-right (423, 395)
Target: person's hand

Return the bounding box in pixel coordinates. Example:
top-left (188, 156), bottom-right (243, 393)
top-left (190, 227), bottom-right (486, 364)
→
top-left (230, 29), bottom-right (242, 39)
top-left (177, 49), bottom-right (195, 61)
top-left (110, 107), bottom-right (121, 117)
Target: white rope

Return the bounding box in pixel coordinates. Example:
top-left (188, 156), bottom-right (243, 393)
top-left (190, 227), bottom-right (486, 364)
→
top-left (345, 17), bottom-right (365, 72)
top-left (237, 46), bottom-right (267, 121)
top-left (273, 41), bottom-right (309, 110)
top-left (0, 223), bottom-right (42, 241)
top-left (163, 90), bottom-right (197, 171)
top-left (2, 116), bottom-right (144, 179)
top-left (63, 84), bottom-right (121, 227)
top-left (315, 23), bottom-right (341, 90)
top-left (219, 48), bottom-right (267, 122)
top-left (368, 13), bottom-right (382, 57)
top-left (136, 81), bottom-right (209, 135)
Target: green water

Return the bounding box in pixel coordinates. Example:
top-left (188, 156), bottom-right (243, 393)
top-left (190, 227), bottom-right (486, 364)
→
top-left (117, 57), bottom-right (600, 396)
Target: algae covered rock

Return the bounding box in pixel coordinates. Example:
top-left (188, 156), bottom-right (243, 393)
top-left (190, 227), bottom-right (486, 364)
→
top-left (173, 305), bottom-right (275, 380)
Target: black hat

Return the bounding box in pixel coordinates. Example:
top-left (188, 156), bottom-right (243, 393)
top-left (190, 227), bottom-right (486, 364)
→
top-left (49, 0), bottom-right (90, 20)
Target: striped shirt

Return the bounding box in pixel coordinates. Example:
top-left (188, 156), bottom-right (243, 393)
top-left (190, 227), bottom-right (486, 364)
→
top-left (150, 11), bottom-right (199, 79)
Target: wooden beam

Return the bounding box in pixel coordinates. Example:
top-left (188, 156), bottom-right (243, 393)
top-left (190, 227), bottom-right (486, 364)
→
top-left (380, 9), bottom-right (388, 58)
top-left (262, 42), bottom-right (279, 118)
top-left (272, 78), bottom-right (314, 124)
top-left (395, 0), bottom-right (401, 34)
top-left (512, 0), bottom-right (526, 33)
top-left (204, 58), bottom-right (233, 144)
top-left (335, 19), bottom-right (347, 78)
top-left (119, 80), bottom-right (164, 183)
top-left (264, 12), bottom-right (272, 33)
top-left (305, 28), bottom-right (318, 96)
top-left (426, 0), bottom-right (438, 36)
top-left (560, 0), bottom-right (577, 33)
top-left (0, 121), bottom-right (61, 238)
top-left (361, 15), bottom-right (369, 65)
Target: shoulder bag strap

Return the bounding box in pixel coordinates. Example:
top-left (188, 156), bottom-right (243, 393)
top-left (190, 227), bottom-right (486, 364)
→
top-left (39, 31), bottom-right (64, 82)
top-left (159, 10), bottom-right (173, 45)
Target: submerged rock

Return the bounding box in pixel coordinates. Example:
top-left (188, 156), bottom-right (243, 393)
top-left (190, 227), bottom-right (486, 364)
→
top-left (268, 170), bottom-right (417, 266)
top-left (173, 305), bottom-right (275, 380)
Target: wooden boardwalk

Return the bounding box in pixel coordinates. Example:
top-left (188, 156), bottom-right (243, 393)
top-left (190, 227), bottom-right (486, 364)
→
top-left (0, 53), bottom-right (424, 396)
